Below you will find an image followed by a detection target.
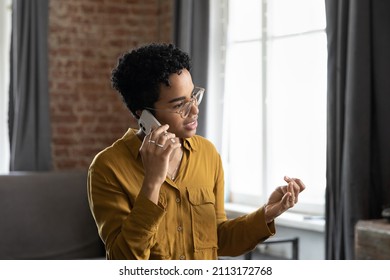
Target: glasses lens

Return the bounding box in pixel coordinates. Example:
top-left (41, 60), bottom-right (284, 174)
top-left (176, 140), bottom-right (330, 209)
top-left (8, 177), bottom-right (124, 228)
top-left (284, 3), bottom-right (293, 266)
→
top-left (194, 88), bottom-right (204, 105)
top-left (179, 88), bottom-right (205, 118)
top-left (181, 101), bottom-right (194, 118)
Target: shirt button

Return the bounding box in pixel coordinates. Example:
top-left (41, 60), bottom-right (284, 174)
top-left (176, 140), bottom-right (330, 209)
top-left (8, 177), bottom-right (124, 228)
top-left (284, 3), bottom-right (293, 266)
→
top-left (177, 226), bottom-right (182, 232)
top-left (176, 197), bottom-right (181, 203)
top-left (179, 255), bottom-right (185, 260)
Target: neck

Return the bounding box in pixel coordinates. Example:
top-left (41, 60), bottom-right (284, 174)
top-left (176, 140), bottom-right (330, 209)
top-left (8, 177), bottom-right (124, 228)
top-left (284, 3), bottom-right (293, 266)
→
top-left (168, 148), bottom-right (183, 180)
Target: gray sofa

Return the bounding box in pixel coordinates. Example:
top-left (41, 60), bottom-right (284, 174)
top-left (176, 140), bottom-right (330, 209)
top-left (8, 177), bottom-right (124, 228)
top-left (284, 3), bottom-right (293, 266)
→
top-left (0, 171), bottom-right (105, 259)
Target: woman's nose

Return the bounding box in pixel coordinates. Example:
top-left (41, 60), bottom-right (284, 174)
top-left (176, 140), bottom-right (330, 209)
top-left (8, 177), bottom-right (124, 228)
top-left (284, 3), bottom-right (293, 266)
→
top-left (189, 101), bottom-right (199, 116)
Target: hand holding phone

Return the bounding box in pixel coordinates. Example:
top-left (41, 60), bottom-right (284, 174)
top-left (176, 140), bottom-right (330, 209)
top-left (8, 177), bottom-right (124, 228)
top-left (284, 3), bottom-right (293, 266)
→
top-left (138, 110), bottom-right (161, 135)
top-left (137, 110), bottom-right (182, 204)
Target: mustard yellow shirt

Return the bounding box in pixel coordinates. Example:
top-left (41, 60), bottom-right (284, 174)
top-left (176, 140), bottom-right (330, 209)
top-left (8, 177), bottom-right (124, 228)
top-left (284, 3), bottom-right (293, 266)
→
top-left (87, 128), bottom-right (275, 260)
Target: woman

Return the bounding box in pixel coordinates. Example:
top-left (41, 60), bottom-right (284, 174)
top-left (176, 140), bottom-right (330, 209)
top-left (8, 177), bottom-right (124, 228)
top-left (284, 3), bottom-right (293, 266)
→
top-left (87, 43), bottom-right (305, 260)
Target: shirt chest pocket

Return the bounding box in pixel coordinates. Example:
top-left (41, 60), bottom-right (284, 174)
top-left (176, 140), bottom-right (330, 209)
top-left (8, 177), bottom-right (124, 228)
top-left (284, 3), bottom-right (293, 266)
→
top-left (187, 187), bottom-right (218, 251)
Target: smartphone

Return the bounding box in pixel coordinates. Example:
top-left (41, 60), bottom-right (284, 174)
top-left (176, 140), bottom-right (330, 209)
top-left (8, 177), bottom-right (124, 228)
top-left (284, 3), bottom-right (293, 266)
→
top-left (138, 110), bottom-right (161, 135)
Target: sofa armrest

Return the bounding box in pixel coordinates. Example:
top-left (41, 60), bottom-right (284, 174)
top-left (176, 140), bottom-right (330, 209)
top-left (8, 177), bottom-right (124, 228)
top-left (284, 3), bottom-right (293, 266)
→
top-left (0, 171), bottom-right (105, 259)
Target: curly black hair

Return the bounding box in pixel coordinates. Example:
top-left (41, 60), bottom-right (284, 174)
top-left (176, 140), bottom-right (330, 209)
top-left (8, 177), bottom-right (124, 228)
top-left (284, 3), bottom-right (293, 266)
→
top-left (111, 43), bottom-right (191, 118)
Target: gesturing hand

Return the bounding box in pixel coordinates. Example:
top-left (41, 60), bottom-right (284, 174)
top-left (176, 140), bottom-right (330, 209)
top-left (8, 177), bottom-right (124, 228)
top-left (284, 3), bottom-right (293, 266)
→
top-left (264, 176), bottom-right (306, 224)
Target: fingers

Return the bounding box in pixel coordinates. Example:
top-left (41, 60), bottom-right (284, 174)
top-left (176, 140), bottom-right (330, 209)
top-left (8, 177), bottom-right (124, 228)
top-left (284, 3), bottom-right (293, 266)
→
top-left (283, 176), bottom-right (306, 204)
top-left (144, 125), bottom-right (181, 156)
top-left (284, 176), bottom-right (306, 192)
top-left (287, 182), bottom-right (298, 204)
top-left (148, 125), bottom-right (173, 145)
top-left (281, 191), bottom-right (295, 207)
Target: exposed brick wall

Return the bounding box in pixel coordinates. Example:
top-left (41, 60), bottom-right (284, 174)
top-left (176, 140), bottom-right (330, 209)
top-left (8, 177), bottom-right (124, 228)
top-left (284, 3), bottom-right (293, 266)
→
top-left (49, 0), bottom-right (174, 170)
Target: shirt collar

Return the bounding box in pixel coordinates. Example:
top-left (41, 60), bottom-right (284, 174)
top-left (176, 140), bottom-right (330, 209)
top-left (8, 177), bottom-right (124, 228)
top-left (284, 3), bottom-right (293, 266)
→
top-left (123, 128), bottom-right (142, 158)
top-left (182, 137), bottom-right (197, 152)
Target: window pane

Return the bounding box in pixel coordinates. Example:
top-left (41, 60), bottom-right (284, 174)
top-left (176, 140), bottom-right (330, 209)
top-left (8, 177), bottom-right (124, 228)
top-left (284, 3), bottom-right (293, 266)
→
top-left (223, 41), bottom-right (263, 197)
top-left (266, 33), bottom-right (327, 204)
top-left (228, 0), bottom-right (262, 41)
top-left (268, 0), bottom-right (326, 36)
top-left (220, 0), bottom-right (327, 213)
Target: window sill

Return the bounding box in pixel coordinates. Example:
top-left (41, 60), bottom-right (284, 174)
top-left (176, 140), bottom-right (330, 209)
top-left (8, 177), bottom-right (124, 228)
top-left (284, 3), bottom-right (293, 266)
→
top-left (224, 202), bottom-right (325, 233)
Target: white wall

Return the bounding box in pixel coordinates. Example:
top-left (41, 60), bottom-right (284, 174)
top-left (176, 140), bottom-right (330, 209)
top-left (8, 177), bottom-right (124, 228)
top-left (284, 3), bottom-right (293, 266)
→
top-left (265, 225), bottom-right (325, 260)
top-left (225, 206), bottom-right (325, 260)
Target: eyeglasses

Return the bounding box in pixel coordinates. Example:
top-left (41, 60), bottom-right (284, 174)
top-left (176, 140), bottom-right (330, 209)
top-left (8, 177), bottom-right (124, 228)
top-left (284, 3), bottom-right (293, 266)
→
top-left (144, 87), bottom-right (205, 119)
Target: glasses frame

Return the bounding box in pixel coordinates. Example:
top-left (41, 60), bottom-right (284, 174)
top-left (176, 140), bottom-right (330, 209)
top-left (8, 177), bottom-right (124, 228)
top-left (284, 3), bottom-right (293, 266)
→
top-left (144, 87), bottom-right (205, 119)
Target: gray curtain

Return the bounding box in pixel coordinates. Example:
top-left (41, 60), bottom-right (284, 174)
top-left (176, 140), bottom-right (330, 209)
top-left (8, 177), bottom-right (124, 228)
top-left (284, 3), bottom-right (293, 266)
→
top-left (174, 0), bottom-right (209, 137)
top-left (9, 0), bottom-right (52, 171)
top-left (325, 0), bottom-right (390, 259)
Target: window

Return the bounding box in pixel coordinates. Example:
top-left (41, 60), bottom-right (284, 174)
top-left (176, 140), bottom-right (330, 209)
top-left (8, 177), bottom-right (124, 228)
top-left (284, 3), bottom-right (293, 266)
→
top-left (0, 0), bottom-right (12, 173)
top-left (208, 0), bottom-right (327, 215)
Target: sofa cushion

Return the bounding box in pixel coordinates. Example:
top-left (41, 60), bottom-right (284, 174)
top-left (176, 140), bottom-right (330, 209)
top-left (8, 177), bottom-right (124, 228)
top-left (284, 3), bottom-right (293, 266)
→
top-left (0, 171), bottom-right (105, 259)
